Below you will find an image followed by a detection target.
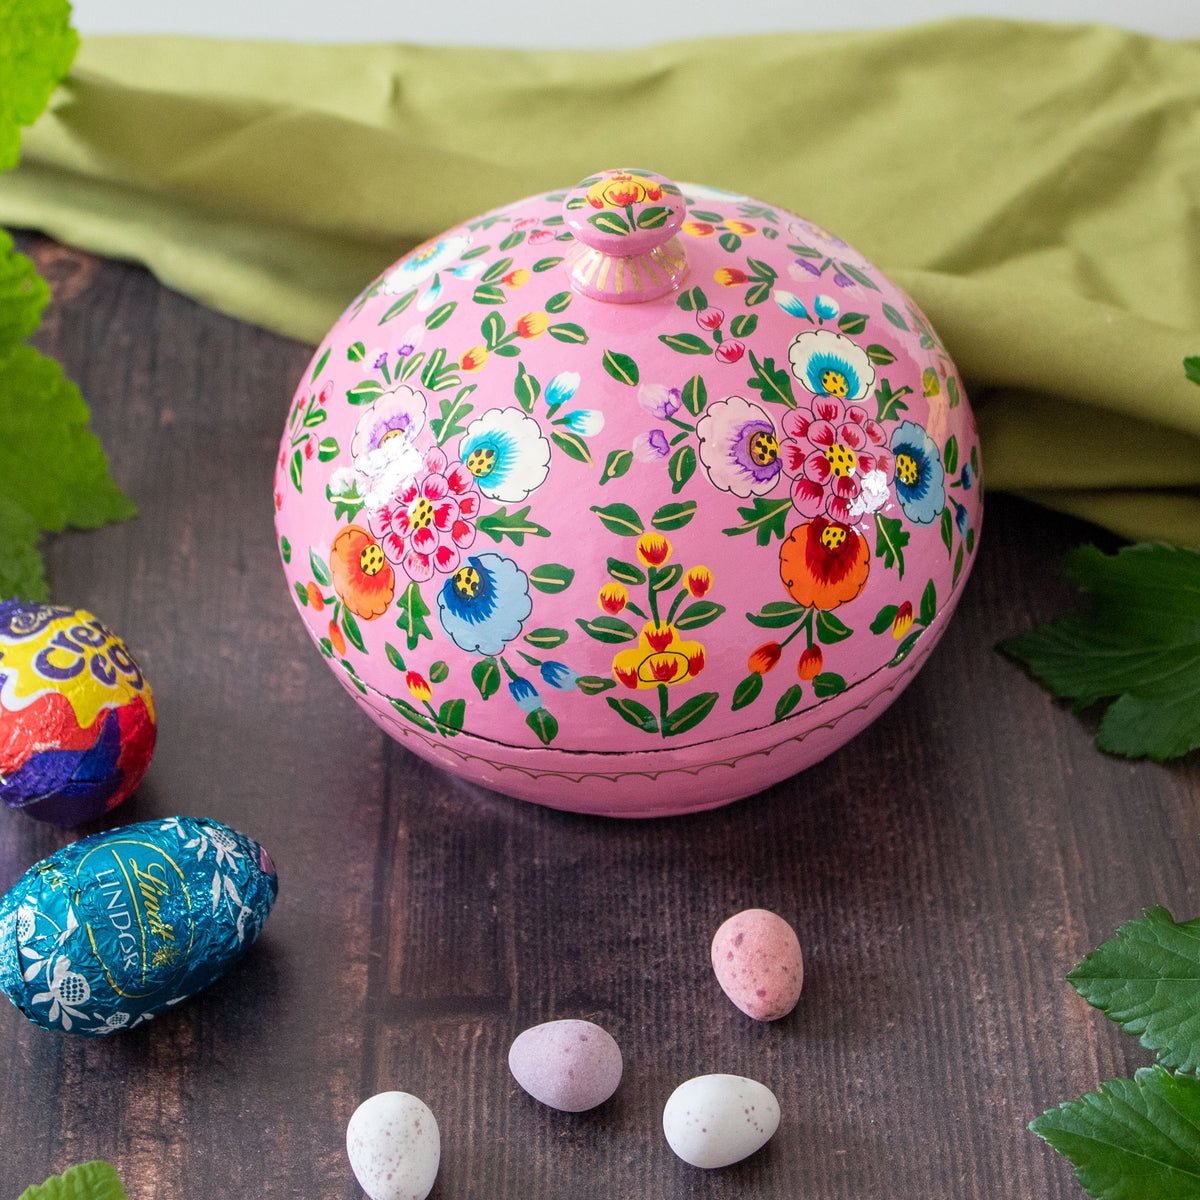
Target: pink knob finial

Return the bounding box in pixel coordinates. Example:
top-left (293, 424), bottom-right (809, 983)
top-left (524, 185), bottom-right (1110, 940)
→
top-left (562, 168), bottom-right (688, 304)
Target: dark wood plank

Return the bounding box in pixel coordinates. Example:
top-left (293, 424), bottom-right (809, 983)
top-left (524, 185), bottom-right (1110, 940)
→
top-left (2, 235), bottom-right (1197, 1200)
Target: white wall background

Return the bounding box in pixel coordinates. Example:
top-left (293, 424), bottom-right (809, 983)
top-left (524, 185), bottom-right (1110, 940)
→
top-left (71, 0), bottom-right (1200, 47)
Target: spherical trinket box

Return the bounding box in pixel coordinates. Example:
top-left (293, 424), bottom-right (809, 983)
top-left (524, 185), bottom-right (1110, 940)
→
top-left (274, 169), bottom-right (981, 816)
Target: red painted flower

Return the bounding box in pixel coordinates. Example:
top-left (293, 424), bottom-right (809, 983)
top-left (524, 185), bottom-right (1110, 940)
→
top-left (748, 642), bottom-right (782, 674)
top-left (798, 646), bottom-right (824, 679)
top-left (715, 340), bottom-right (745, 364)
top-left (696, 308), bottom-right (724, 330)
top-left (367, 446), bottom-right (481, 583)
top-left (779, 518), bottom-right (870, 610)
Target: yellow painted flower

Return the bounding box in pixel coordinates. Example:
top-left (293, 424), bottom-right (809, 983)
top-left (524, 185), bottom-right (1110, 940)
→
top-left (515, 311), bottom-right (549, 339)
top-left (598, 582), bottom-right (629, 614)
top-left (460, 345), bottom-right (489, 373)
top-left (686, 565), bottom-right (713, 598)
top-left (714, 267), bottom-right (749, 287)
top-left (406, 671), bottom-right (433, 703)
top-left (612, 622), bottom-right (706, 689)
top-left (502, 268), bottom-right (531, 289)
top-left (636, 532), bottom-right (672, 567)
top-left (585, 172), bottom-right (663, 209)
top-left (892, 601), bottom-right (914, 639)
top-left (682, 220), bottom-right (717, 237)
top-left (724, 220), bottom-right (756, 236)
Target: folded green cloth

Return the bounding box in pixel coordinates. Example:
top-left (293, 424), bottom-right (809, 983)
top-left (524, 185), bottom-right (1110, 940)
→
top-left (4, 19), bottom-right (1198, 543)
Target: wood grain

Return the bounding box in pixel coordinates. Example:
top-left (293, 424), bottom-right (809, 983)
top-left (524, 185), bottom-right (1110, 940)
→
top-left (2, 235), bottom-right (1197, 1200)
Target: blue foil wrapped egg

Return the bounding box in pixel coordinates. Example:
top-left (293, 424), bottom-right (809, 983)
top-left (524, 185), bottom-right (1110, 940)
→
top-left (0, 817), bottom-right (277, 1035)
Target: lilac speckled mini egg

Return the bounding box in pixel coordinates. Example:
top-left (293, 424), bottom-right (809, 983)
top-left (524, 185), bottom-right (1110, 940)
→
top-left (274, 168), bottom-right (982, 816)
top-left (508, 1018), bottom-right (623, 1111)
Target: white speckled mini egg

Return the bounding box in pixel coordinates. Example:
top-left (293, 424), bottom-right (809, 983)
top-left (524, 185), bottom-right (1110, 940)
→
top-left (346, 1091), bottom-right (440, 1200)
top-left (275, 167), bottom-right (983, 817)
top-left (662, 1073), bottom-right (780, 1168)
top-left (508, 1017), bottom-right (623, 1111)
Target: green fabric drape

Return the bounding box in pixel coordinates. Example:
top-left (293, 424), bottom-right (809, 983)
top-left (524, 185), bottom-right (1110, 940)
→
top-left (3, 19), bottom-right (1198, 543)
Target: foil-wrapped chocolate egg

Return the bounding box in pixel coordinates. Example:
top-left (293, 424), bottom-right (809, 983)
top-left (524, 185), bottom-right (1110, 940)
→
top-left (0, 817), bottom-right (277, 1035)
top-left (0, 599), bottom-right (156, 826)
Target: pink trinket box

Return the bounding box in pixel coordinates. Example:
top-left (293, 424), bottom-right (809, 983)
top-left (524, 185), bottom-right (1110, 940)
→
top-left (274, 168), bottom-right (982, 817)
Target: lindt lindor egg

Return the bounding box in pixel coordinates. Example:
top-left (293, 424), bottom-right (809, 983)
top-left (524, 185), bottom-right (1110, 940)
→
top-left (274, 167), bottom-right (982, 816)
top-left (711, 909), bottom-right (804, 1021)
top-left (662, 1073), bottom-right (780, 1169)
top-left (0, 599), bottom-right (156, 826)
top-left (508, 1018), bottom-right (623, 1111)
top-left (346, 1091), bottom-right (441, 1200)
top-left (0, 817), bottom-right (277, 1035)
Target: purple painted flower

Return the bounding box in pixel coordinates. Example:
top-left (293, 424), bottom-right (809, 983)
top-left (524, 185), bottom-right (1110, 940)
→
top-left (793, 258), bottom-right (822, 277)
top-left (633, 428), bottom-right (672, 462)
top-left (833, 273), bottom-right (854, 288)
top-left (637, 383), bottom-right (682, 420)
top-left (695, 395), bottom-right (782, 497)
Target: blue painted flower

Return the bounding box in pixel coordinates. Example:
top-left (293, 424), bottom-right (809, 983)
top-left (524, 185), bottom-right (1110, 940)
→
top-left (959, 462), bottom-right (976, 490)
top-left (773, 290), bottom-right (810, 320)
top-left (540, 661), bottom-right (579, 690)
top-left (544, 371), bottom-right (580, 413)
top-left (458, 408), bottom-right (550, 503)
top-left (437, 553), bottom-right (533, 655)
top-left (560, 409), bottom-right (604, 437)
top-left (890, 421), bottom-right (946, 525)
top-left (381, 233), bottom-right (471, 293)
top-left (508, 677), bottom-right (541, 713)
top-left (787, 329), bottom-right (875, 401)
top-left (813, 294), bottom-right (840, 321)
top-left (954, 501), bottom-right (970, 537)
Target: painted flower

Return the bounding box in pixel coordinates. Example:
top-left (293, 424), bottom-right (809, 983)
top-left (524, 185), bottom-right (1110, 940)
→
top-left (787, 329), bottom-right (875, 401)
top-left (368, 446), bottom-right (481, 582)
top-left (696, 395), bottom-right (782, 498)
top-left (748, 642), bottom-right (782, 674)
top-left (381, 234), bottom-right (471, 293)
top-left (516, 312), bottom-right (549, 339)
top-left (813, 294), bottom-right (840, 321)
top-left (697, 308), bottom-right (724, 330)
top-left (545, 371), bottom-right (580, 413)
top-left (890, 421), bottom-right (946, 524)
top-left (350, 385), bottom-right (428, 475)
top-left (774, 290), bottom-right (810, 320)
top-left (599, 583), bottom-right (629, 614)
top-left (329, 525), bottom-right (396, 620)
top-left (778, 396), bottom-right (893, 523)
top-left (586, 172), bottom-right (663, 209)
top-left (612, 622), bottom-right (706, 689)
top-left (633, 429), bottom-right (671, 461)
top-left (715, 341), bottom-right (745, 364)
top-left (502, 268), bottom-right (531, 289)
top-left (686, 566), bottom-right (713, 597)
top-left (406, 672), bottom-right (432, 703)
top-left (683, 220), bottom-right (716, 237)
top-left (779, 518), bottom-right (870, 610)
top-left (637, 383), bottom-right (681, 420)
top-left (540, 661), bottom-right (579, 690)
top-left (396, 324), bottom-right (425, 358)
top-left (715, 267), bottom-right (749, 287)
top-left (636, 532), bottom-right (672, 568)
top-left (892, 601), bottom-right (914, 639)
top-left (458, 408), bottom-right (551, 503)
top-left (954, 500), bottom-right (970, 537)
top-left (436, 553), bottom-right (533, 655)
top-left (797, 646), bottom-right (824, 679)
top-left (560, 408), bottom-right (605, 437)
top-left (460, 346), bottom-right (489, 373)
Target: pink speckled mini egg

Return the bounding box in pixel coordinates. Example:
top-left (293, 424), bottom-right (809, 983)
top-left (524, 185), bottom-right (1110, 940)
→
top-left (275, 168), bottom-right (982, 817)
top-left (711, 908), bottom-right (804, 1021)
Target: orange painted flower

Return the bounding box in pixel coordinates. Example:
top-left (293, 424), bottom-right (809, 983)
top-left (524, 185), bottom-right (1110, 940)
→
top-left (598, 582), bottom-right (629, 614)
top-left (328, 619), bottom-right (347, 658)
top-left (715, 267), bottom-right (749, 287)
top-left (636, 532), bottom-right (672, 567)
top-left (612, 622), bottom-right (706, 689)
top-left (329, 525), bottom-right (395, 620)
top-left (748, 642), bottom-right (782, 674)
top-left (892, 601), bottom-right (914, 639)
top-left (798, 646), bottom-right (824, 680)
top-left (779, 517), bottom-right (870, 610)
top-left (460, 346), bottom-right (489, 373)
top-left (686, 566), bottom-right (713, 597)
top-left (502, 268), bottom-right (531, 289)
top-left (406, 671), bottom-right (432, 703)
top-left (305, 582), bottom-right (325, 611)
top-left (515, 311), bottom-right (549, 339)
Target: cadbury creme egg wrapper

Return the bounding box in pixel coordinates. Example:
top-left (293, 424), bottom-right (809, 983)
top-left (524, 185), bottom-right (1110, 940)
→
top-left (0, 600), bottom-right (156, 826)
top-left (274, 168), bottom-right (982, 817)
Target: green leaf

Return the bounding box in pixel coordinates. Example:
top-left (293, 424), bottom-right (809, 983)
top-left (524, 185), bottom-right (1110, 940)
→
top-left (637, 205), bottom-right (671, 230)
top-left (18, 1161), bottom-right (128, 1200)
top-left (941, 506), bottom-right (954, 558)
top-left (0, 492), bottom-right (49, 600)
top-left (576, 674), bottom-right (617, 696)
top-left (548, 323), bottom-right (588, 344)
top-left (529, 563), bottom-right (574, 593)
top-left (999, 544), bottom-right (1200, 760)
top-left (874, 378), bottom-right (911, 422)
top-left (385, 642), bottom-right (406, 671)
top-left (424, 301), bottom-right (457, 330)
top-left (1185, 356), bottom-right (1200, 386)
top-left (730, 313), bottom-right (758, 338)
top-left (0, 233), bottom-right (49, 343)
top-left (746, 351), bottom-right (796, 408)
top-left (346, 378), bottom-right (384, 405)
top-left (317, 436), bottom-right (340, 462)
top-left (718, 231), bottom-right (742, 253)
top-left (551, 429), bottom-right (592, 465)
top-left (341, 609), bottom-right (366, 654)
top-left (732, 672), bottom-right (764, 710)
top-left (525, 627), bottom-right (569, 649)
top-left (659, 332), bottom-right (713, 356)
top-left (650, 563), bottom-right (683, 594)
top-left (871, 604), bottom-right (899, 634)
top-left (882, 303), bottom-right (910, 331)
top-left (837, 261), bottom-right (879, 291)
top-left (745, 280), bottom-right (772, 306)
top-left (526, 707), bottom-right (559, 745)
top-left (874, 512), bottom-right (909, 579)
top-left (675, 601), bottom-right (725, 630)
top-left (607, 557), bottom-right (646, 586)
top-left (682, 373), bottom-right (707, 416)
top-left (533, 256), bottom-right (564, 272)
top-left (747, 601), bottom-right (807, 629)
top-left (664, 691), bottom-right (719, 737)
top-left (775, 684), bottom-right (804, 720)
top-left (514, 361), bottom-right (540, 412)
top-left (389, 695), bottom-right (436, 732)
top-left (395, 581), bottom-right (433, 650)
top-left (481, 310), bottom-right (507, 349)
top-left (1069, 906), bottom-right (1200, 1072)
top-left (576, 615), bottom-right (638, 644)
top-left (668, 444), bottom-right (696, 494)
top-left (589, 210), bottom-right (631, 236)
top-left (919, 579), bottom-right (937, 627)
top-left (813, 672), bottom-right (846, 697)
top-left (472, 283), bottom-right (506, 305)
top-left (602, 349), bottom-right (640, 386)
top-left (606, 695), bottom-right (658, 733)
top-left (943, 434), bottom-right (960, 476)
top-left (379, 289), bottom-right (418, 323)
top-left (438, 697), bottom-right (466, 734)
top-left (866, 343), bottom-right (897, 366)
top-left (308, 547), bottom-right (332, 586)
top-left (677, 286), bottom-right (708, 312)
top-left (499, 230), bottom-right (525, 251)
top-left (1030, 1065), bottom-right (1200, 1200)
top-left (481, 256), bottom-right (514, 284)
top-left (429, 387), bottom-right (475, 444)
top-left (837, 312), bottom-right (869, 335)
top-left (651, 500), bottom-right (697, 531)
top-left (591, 502), bottom-right (644, 536)
top-left (280, 534), bottom-right (292, 564)
top-left (600, 448), bottom-right (633, 485)
top-left (428, 659), bottom-right (450, 684)
top-left (723, 496), bottom-right (793, 545)
top-left (816, 611), bottom-right (854, 644)
top-left (477, 505), bottom-right (551, 545)
top-left (472, 656), bottom-right (500, 700)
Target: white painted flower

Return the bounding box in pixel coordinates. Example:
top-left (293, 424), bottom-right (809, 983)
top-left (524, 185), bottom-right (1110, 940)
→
top-left (381, 234), bottom-right (471, 293)
top-left (458, 409), bottom-right (551, 503)
top-left (695, 395), bottom-right (782, 497)
top-left (773, 290), bottom-right (810, 320)
top-left (846, 468), bottom-right (892, 519)
top-left (787, 329), bottom-right (875, 401)
top-left (544, 371), bottom-right (580, 412)
top-left (350, 385), bottom-right (429, 474)
top-left (814, 294), bottom-right (839, 321)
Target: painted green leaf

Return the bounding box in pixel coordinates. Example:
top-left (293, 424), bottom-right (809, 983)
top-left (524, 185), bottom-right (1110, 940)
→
top-left (514, 361), bottom-right (540, 412)
top-left (866, 343), bottom-right (897, 365)
top-left (719, 232), bottom-right (742, 253)
top-left (425, 301), bottom-right (457, 330)
top-left (551, 429), bottom-right (591, 465)
top-left (675, 601), bottom-right (725, 630)
top-left (775, 684), bottom-right (804, 721)
top-left (882, 302), bottom-right (910, 330)
top-left (529, 563), bottom-right (575, 593)
top-left (677, 286), bottom-right (708, 312)
top-left (682, 373), bottom-right (707, 416)
top-left (477, 505), bottom-right (551, 545)
top-left (651, 501), bottom-right (697, 531)
top-left (428, 659), bottom-right (450, 683)
top-left (289, 448), bottom-right (304, 492)
top-left (723, 496), bottom-right (793, 545)
top-left (341, 610), bottom-right (366, 654)
top-left (395, 580), bottom-right (433, 650)
top-left (943, 434), bottom-right (960, 476)
top-left (472, 284), bottom-right (506, 305)
top-left (347, 341), bottom-right (366, 362)
top-left (309, 546), bottom-right (332, 586)
top-left (816, 611), bottom-right (854, 644)
top-left (745, 281), bottom-right (772, 306)
top-left (525, 707), bottom-right (559, 745)
top-left (941, 506), bottom-right (954, 558)
top-left (650, 563), bottom-right (683, 593)
top-left (481, 256), bottom-right (514, 283)
top-left (389, 696), bottom-right (436, 732)
top-left (607, 557), bottom-right (646, 586)
top-left (545, 290), bottom-right (573, 314)
top-left (429, 387), bottom-right (474, 444)
top-left (607, 695), bottom-right (658, 733)
top-left (732, 672), bottom-right (764, 710)
top-left (481, 311), bottom-right (507, 349)
top-left (379, 290), bottom-right (418, 323)
top-left (668, 444), bottom-right (696, 494)
top-left (664, 691), bottom-right (719, 737)
top-left (576, 615), bottom-right (638, 643)
top-left (525, 627), bottom-right (569, 649)
top-left (953, 542), bottom-right (965, 585)
top-left (874, 378), bottom-right (911, 422)
top-left (591, 502), bottom-right (644, 536)
top-left (747, 601), bottom-right (807, 629)
top-left (548, 323), bottom-right (588, 344)
top-left (813, 672), bottom-right (846, 697)
top-left (317, 437), bottom-right (339, 462)
top-left (346, 379), bottom-right (384, 405)
top-left (533, 256), bottom-right (564, 272)
top-left (889, 630), bottom-right (922, 666)
top-left (746, 351), bottom-right (796, 407)
top-left (637, 205), bottom-right (671, 229)
top-left (837, 261), bottom-right (879, 291)
top-left (438, 698), bottom-right (467, 734)
top-left (589, 210), bottom-right (631, 236)
top-left (919, 579), bottom-right (937, 627)
top-left (471, 656), bottom-right (500, 700)
top-left (603, 349), bottom-right (640, 386)
top-left (293, 580), bottom-right (309, 606)
top-left (871, 605), bottom-right (900, 634)
top-left (385, 642), bottom-right (406, 671)
top-left (576, 675), bottom-right (618, 696)
top-left (499, 230), bottom-right (525, 251)
top-left (837, 312), bottom-right (869, 335)
top-left (874, 512), bottom-right (910, 578)
top-left (730, 313), bottom-right (758, 338)
top-left (280, 534), bottom-right (292, 564)
top-left (309, 346), bottom-right (332, 380)
top-left (659, 332), bottom-right (713, 355)
top-left (600, 449), bottom-right (634, 485)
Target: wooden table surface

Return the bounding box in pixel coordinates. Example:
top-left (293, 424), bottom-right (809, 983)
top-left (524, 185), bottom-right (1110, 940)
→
top-left (2, 234), bottom-right (1197, 1200)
